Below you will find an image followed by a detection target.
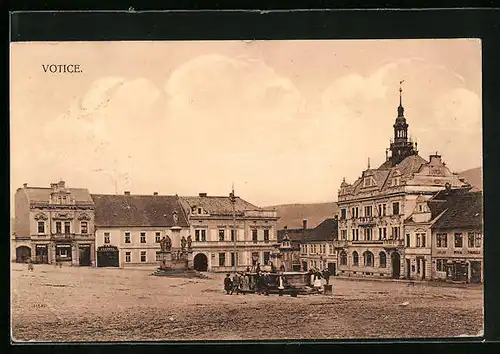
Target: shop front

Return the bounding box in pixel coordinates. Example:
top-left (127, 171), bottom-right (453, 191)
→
top-left (34, 244), bottom-right (49, 264)
top-left (55, 244), bottom-right (72, 263)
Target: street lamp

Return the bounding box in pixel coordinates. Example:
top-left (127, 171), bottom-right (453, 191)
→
top-left (230, 184), bottom-right (237, 273)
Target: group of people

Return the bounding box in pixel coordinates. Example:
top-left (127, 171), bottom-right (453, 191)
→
top-left (308, 268), bottom-right (332, 288)
top-left (223, 263), bottom-right (290, 296)
top-left (224, 272), bottom-right (248, 295)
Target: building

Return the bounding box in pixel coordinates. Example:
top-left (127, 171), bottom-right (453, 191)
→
top-left (276, 218), bottom-right (338, 273)
top-left (298, 218), bottom-right (338, 273)
top-left (430, 188), bottom-right (483, 283)
top-left (13, 181), bottom-right (96, 266)
top-left (92, 192), bottom-right (190, 267)
top-left (178, 192), bottom-right (279, 272)
top-left (335, 86), bottom-right (471, 279)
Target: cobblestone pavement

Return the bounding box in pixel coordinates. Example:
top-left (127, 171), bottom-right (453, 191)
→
top-left (10, 263), bottom-right (483, 342)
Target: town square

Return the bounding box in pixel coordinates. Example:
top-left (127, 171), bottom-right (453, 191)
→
top-left (10, 39), bottom-right (483, 341)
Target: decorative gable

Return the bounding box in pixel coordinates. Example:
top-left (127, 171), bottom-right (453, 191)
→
top-left (34, 212), bottom-right (48, 221)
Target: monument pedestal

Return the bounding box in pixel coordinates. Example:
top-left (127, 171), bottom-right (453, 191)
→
top-left (159, 251), bottom-right (172, 270)
top-left (187, 250), bottom-right (194, 270)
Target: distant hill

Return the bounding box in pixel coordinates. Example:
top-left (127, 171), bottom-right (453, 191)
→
top-left (268, 166), bottom-right (482, 230)
top-left (267, 202), bottom-right (338, 230)
top-left (459, 167), bottom-right (482, 192)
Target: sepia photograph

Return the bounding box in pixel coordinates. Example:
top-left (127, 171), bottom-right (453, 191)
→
top-left (10, 38), bottom-right (483, 342)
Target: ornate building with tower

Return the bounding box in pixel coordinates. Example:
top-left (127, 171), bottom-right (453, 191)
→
top-left (13, 181), bottom-right (96, 266)
top-left (335, 86), bottom-right (471, 279)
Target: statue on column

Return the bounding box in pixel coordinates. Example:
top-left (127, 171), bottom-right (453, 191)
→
top-left (160, 236), bottom-right (172, 252)
top-left (181, 236), bottom-right (187, 251)
top-left (187, 235), bottom-right (192, 251)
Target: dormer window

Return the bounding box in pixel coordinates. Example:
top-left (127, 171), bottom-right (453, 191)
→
top-left (363, 177), bottom-right (375, 188)
top-left (198, 208), bottom-right (202, 214)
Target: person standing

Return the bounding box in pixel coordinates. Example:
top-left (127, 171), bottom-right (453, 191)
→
top-left (231, 273), bottom-right (240, 295)
top-left (224, 273), bottom-right (232, 295)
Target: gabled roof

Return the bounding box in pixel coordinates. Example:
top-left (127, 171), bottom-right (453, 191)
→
top-left (91, 194), bottom-right (189, 228)
top-left (179, 196), bottom-right (260, 216)
top-left (277, 218), bottom-right (338, 244)
top-left (431, 191), bottom-right (483, 230)
top-left (23, 187), bottom-right (94, 204)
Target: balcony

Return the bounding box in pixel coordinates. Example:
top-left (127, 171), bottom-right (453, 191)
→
top-left (382, 239), bottom-right (404, 248)
top-left (333, 240), bottom-right (349, 248)
top-left (51, 233), bottom-right (75, 241)
top-left (357, 216), bottom-right (376, 226)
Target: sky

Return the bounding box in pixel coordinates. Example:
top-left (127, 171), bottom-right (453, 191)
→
top-left (10, 39), bottom-right (482, 208)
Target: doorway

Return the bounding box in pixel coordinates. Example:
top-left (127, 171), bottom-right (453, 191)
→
top-left (193, 253), bottom-right (208, 271)
top-left (35, 244), bottom-right (48, 264)
top-left (406, 258), bottom-right (411, 279)
top-left (97, 246), bottom-right (119, 267)
top-left (470, 261), bottom-right (482, 283)
top-left (16, 246), bottom-right (31, 263)
top-left (391, 252), bottom-right (401, 278)
top-left (328, 262), bottom-right (336, 276)
top-left (302, 261), bottom-right (308, 272)
top-left (79, 245), bottom-right (91, 266)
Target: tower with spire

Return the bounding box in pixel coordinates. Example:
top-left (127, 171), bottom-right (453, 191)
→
top-left (388, 80), bottom-right (417, 165)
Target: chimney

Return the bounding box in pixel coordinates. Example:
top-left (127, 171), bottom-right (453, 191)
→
top-left (153, 192), bottom-right (158, 196)
top-left (124, 191), bottom-right (130, 195)
top-left (199, 192), bottom-right (207, 197)
top-left (23, 183), bottom-right (27, 188)
top-left (303, 219), bottom-right (308, 229)
top-left (284, 226), bottom-right (288, 230)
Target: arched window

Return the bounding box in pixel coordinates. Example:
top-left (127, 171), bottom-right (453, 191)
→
top-left (353, 251), bottom-right (359, 266)
top-left (363, 251), bottom-right (374, 267)
top-left (379, 252), bottom-right (387, 268)
top-left (340, 251), bottom-right (347, 265)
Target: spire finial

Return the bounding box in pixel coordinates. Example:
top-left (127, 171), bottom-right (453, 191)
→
top-left (368, 157), bottom-right (371, 169)
top-left (399, 80), bottom-right (404, 106)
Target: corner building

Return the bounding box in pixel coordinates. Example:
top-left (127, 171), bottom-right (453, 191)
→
top-left (335, 89), bottom-right (470, 279)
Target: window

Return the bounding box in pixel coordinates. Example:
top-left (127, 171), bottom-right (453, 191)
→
top-left (353, 251), bottom-right (359, 266)
top-left (364, 206), bottom-right (372, 217)
top-left (195, 229), bottom-right (206, 242)
top-left (140, 232), bottom-right (146, 243)
top-left (474, 233), bottom-right (482, 248)
top-left (392, 202), bottom-right (400, 215)
top-left (155, 232), bottom-right (161, 243)
top-left (341, 209), bottom-right (346, 219)
top-left (195, 229), bottom-right (200, 242)
top-left (264, 252), bottom-right (270, 265)
top-left (422, 233), bottom-right (426, 247)
top-left (468, 232), bottom-right (474, 248)
top-left (140, 251), bottom-right (146, 262)
top-left (252, 229), bottom-right (258, 243)
top-left (364, 251), bottom-right (374, 267)
top-left (418, 205), bottom-right (423, 212)
top-left (231, 252), bottom-right (236, 266)
top-left (454, 233), bottom-right (463, 248)
top-left (351, 229), bottom-right (355, 240)
top-left (55, 221), bottom-right (62, 234)
top-left (156, 252), bottom-right (163, 261)
top-left (125, 252), bottom-right (131, 263)
top-left (355, 229), bottom-right (359, 241)
top-left (81, 221), bottom-right (88, 234)
top-left (218, 229), bottom-right (225, 242)
top-left (436, 259), bottom-right (444, 272)
top-left (104, 232), bottom-right (110, 244)
top-left (340, 251), bottom-right (347, 265)
top-left (351, 207), bottom-right (359, 219)
top-left (37, 221), bottom-right (45, 234)
top-left (197, 208), bottom-right (202, 214)
top-left (341, 230), bottom-right (347, 240)
top-left (406, 234), bottom-right (411, 247)
top-left (364, 228), bottom-right (372, 241)
top-left (378, 228), bottom-right (382, 240)
top-left (392, 227), bottom-right (400, 239)
top-left (416, 233), bottom-right (421, 247)
top-left (64, 222), bottom-right (71, 234)
top-left (263, 229), bottom-right (269, 243)
top-left (201, 230), bottom-right (206, 242)
top-left (219, 253), bottom-right (226, 266)
top-left (379, 252), bottom-right (387, 268)
top-left (378, 205), bottom-right (382, 217)
top-left (436, 233), bottom-right (448, 248)
top-left (231, 229), bottom-right (236, 242)
top-left (252, 252), bottom-right (259, 265)
top-left (125, 232), bottom-right (131, 244)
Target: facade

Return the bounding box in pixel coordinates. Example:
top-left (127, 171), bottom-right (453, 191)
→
top-left (298, 218), bottom-right (338, 274)
top-left (92, 192), bottom-right (190, 267)
top-left (178, 193), bottom-right (279, 272)
top-left (13, 181), bottom-right (96, 266)
top-left (430, 188), bottom-right (483, 283)
top-left (335, 89), bottom-right (471, 279)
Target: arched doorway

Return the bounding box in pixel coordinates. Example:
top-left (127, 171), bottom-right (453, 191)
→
top-left (194, 253), bottom-right (208, 271)
top-left (16, 246), bottom-right (31, 263)
top-left (97, 246), bottom-right (119, 267)
top-left (391, 252), bottom-right (401, 278)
